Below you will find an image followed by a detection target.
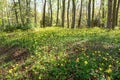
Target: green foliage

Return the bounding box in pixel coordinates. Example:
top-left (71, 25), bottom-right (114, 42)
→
top-left (21, 23), bottom-right (34, 30)
top-left (3, 25), bottom-right (16, 32)
top-left (0, 27), bottom-right (120, 79)
top-left (40, 15), bottom-right (52, 27)
top-left (1, 23), bottom-right (34, 32)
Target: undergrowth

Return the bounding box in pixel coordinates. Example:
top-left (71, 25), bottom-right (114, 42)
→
top-left (0, 27), bottom-right (120, 80)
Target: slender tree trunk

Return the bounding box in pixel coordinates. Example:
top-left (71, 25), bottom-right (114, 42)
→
top-left (71, 0), bottom-right (76, 28)
top-left (7, 11), bottom-right (10, 26)
top-left (7, 1), bottom-right (10, 27)
top-left (112, 0), bottom-right (117, 29)
top-left (18, 0), bottom-right (25, 26)
top-left (77, 0), bottom-right (83, 28)
top-left (42, 0), bottom-right (46, 27)
top-left (2, 9), bottom-right (4, 28)
top-left (34, 0), bottom-right (37, 27)
top-left (116, 0), bottom-right (120, 26)
top-left (102, 0), bottom-right (105, 27)
top-left (26, 0), bottom-right (31, 24)
top-left (86, 1), bottom-right (88, 21)
top-left (62, 0), bottom-right (65, 27)
top-left (47, 1), bottom-right (50, 26)
top-left (92, 0), bottom-right (95, 27)
top-left (87, 0), bottom-right (91, 27)
top-left (13, 0), bottom-right (19, 25)
top-left (56, 0), bottom-right (59, 26)
top-left (107, 0), bottom-right (113, 29)
top-left (67, 0), bottom-right (70, 28)
top-left (49, 0), bottom-right (52, 26)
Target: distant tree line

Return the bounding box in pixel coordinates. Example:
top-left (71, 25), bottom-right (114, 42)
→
top-left (0, 0), bottom-right (120, 31)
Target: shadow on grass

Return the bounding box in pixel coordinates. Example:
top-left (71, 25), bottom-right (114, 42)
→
top-left (0, 45), bottom-right (30, 65)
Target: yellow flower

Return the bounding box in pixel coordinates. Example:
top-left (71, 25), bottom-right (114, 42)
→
top-left (102, 63), bottom-right (104, 66)
top-left (119, 49), bottom-right (120, 51)
top-left (76, 58), bottom-right (79, 63)
top-left (13, 67), bottom-right (17, 70)
top-left (95, 51), bottom-right (97, 53)
top-left (99, 68), bottom-right (103, 71)
top-left (116, 61), bottom-right (119, 64)
top-left (105, 68), bottom-right (112, 73)
top-left (25, 67), bottom-right (28, 69)
top-left (107, 76), bottom-right (111, 80)
top-left (106, 53), bottom-right (109, 55)
top-left (61, 64), bottom-right (64, 66)
top-left (109, 65), bottom-right (112, 68)
top-left (99, 54), bottom-right (101, 56)
top-left (98, 51), bottom-right (100, 53)
top-left (103, 57), bottom-right (107, 60)
top-left (84, 61), bottom-right (88, 65)
top-left (8, 69), bottom-right (13, 73)
top-left (12, 65), bottom-right (15, 68)
top-left (81, 48), bottom-right (84, 51)
top-left (39, 76), bottom-right (41, 79)
top-left (16, 64), bottom-right (18, 66)
top-left (109, 56), bottom-right (112, 59)
top-left (14, 73), bottom-right (17, 77)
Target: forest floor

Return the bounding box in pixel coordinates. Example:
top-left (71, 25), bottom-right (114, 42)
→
top-left (0, 27), bottom-right (120, 80)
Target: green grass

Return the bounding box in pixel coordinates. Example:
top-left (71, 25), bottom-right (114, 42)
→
top-left (0, 27), bottom-right (120, 80)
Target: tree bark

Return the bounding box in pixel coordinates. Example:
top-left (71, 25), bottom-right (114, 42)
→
top-left (7, 11), bottom-right (10, 26)
top-left (13, 0), bottom-right (19, 25)
top-left (71, 0), bottom-right (76, 28)
top-left (18, 0), bottom-right (25, 26)
top-left (116, 0), bottom-right (120, 26)
top-left (34, 0), bottom-right (37, 27)
top-left (2, 9), bottom-right (4, 28)
top-left (26, 0), bottom-right (31, 24)
top-left (56, 0), bottom-right (59, 26)
top-left (92, 0), bottom-right (95, 27)
top-left (87, 0), bottom-right (91, 27)
top-left (77, 0), bottom-right (83, 28)
top-left (49, 0), bottom-right (52, 26)
top-left (67, 0), bottom-right (70, 28)
top-left (102, 0), bottom-right (105, 27)
top-left (62, 0), bottom-right (65, 27)
top-left (42, 0), bottom-right (46, 27)
top-left (112, 0), bottom-right (117, 29)
top-left (107, 0), bottom-right (113, 29)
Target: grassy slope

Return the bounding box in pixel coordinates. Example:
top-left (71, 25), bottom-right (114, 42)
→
top-left (0, 27), bottom-right (120, 79)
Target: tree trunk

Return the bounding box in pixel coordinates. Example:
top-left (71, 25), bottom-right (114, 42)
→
top-left (107, 0), bottom-right (113, 29)
top-left (87, 0), bottom-right (91, 27)
top-left (71, 0), bottom-right (76, 28)
top-left (77, 0), bottom-right (83, 28)
top-left (18, 0), bottom-right (25, 26)
top-left (49, 0), bottom-right (52, 26)
top-left (86, 1), bottom-right (88, 21)
top-left (7, 11), bottom-right (10, 26)
top-left (67, 0), bottom-right (70, 28)
top-left (102, 0), bottom-right (105, 27)
top-left (62, 0), bottom-right (65, 27)
top-left (34, 0), bottom-right (37, 27)
top-left (112, 0), bottom-right (117, 29)
top-left (116, 0), bottom-right (120, 26)
top-left (13, 0), bottom-right (19, 25)
top-left (56, 0), bottom-right (59, 26)
top-left (92, 0), bottom-right (95, 27)
top-left (2, 9), bottom-right (4, 28)
top-left (7, 1), bottom-right (10, 27)
top-left (26, 0), bottom-right (31, 24)
top-left (42, 0), bottom-right (46, 27)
